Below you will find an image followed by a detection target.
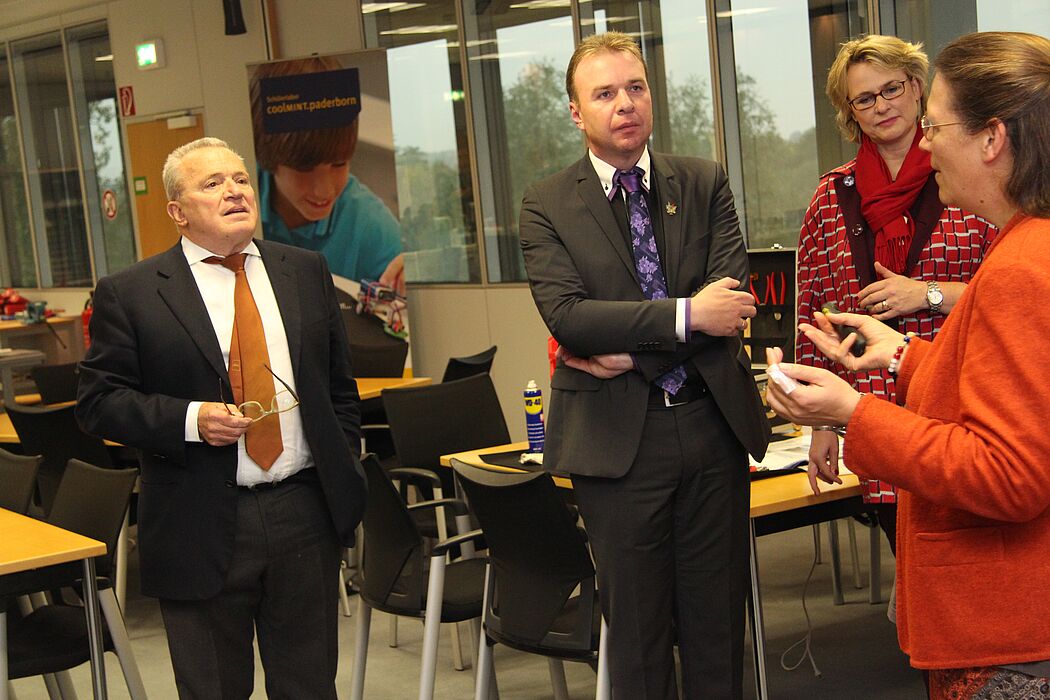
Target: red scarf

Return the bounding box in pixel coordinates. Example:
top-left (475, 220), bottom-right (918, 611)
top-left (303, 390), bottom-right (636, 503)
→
top-left (854, 129), bottom-right (933, 274)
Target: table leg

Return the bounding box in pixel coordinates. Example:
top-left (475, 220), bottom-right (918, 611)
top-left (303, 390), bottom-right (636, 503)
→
top-left (0, 610), bottom-right (8, 700)
top-left (748, 519), bottom-right (768, 700)
top-left (869, 520), bottom-right (882, 604)
top-left (82, 558), bottom-right (108, 699)
top-left (829, 520), bottom-right (844, 605)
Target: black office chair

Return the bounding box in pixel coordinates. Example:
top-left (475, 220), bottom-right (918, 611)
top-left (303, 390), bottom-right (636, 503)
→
top-left (0, 447), bottom-right (42, 514)
top-left (452, 460), bottom-right (609, 700)
top-left (441, 345), bottom-right (497, 383)
top-left (350, 454), bottom-right (487, 700)
top-left (6, 403), bottom-right (113, 515)
top-left (344, 306), bottom-right (409, 378)
top-left (2, 459), bottom-right (146, 698)
top-left (30, 362), bottom-right (80, 404)
top-left (383, 373), bottom-right (511, 514)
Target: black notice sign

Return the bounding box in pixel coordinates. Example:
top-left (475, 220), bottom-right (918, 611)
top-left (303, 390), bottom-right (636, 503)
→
top-left (260, 67), bottom-right (361, 135)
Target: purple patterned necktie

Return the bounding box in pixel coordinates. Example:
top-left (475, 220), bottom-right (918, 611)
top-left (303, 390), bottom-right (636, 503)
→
top-left (612, 167), bottom-right (687, 396)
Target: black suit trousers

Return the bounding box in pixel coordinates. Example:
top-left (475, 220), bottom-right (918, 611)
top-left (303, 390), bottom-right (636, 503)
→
top-left (572, 395), bottom-right (750, 700)
top-left (159, 476), bottom-right (342, 699)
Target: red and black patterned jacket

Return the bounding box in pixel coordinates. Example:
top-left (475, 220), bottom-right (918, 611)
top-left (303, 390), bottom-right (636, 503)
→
top-left (796, 160), bottom-right (998, 503)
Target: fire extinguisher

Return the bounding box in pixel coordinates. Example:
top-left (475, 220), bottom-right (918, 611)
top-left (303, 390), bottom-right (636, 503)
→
top-left (82, 291), bottom-right (94, 349)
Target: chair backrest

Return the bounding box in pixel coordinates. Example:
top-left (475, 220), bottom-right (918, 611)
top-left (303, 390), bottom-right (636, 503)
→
top-left (0, 447), bottom-right (42, 514)
top-left (7, 403), bottom-right (114, 514)
top-left (30, 362), bottom-right (80, 404)
top-left (47, 459), bottom-right (137, 579)
top-left (452, 460), bottom-right (598, 656)
top-left (349, 342), bottom-right (409, 378)
top-left (359, 453), bottom-right (427, 612)
top-left (344, 308), bottom-right (409, 378)
top-left (382, 373), bottom-right (510, 471)
top-left (441, 345), bottom-right (497, 383)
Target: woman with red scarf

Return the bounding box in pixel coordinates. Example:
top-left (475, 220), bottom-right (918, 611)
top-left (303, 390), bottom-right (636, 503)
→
top-left (796, 35), bottom-right (997, 552)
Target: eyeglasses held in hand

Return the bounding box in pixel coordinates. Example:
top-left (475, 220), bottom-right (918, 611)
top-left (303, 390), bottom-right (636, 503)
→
top-left (919, 115), bottom-right (963, 139)
top-left (219, 365), bottom-right (300, 423)
top-left (848, 80), bottom-right (907, 110)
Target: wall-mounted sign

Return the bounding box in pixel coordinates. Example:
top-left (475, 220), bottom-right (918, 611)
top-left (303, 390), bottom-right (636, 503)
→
top-left (118, 86), bottom-right (135, 117)
top-left (102, 190), bottom-right (118, 220)
top-left (133, 177), bottom-right (148, 195)
top-left (136, 39), bottom-right (165, 70)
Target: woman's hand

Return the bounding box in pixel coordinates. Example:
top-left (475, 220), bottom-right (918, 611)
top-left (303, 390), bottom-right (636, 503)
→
top-left (856, 262), bottom-right (927, 320)
top-left (807, 429), bottom-right (842, 494)
top-left (799, 312), bottom-right (904, 371)
top-left (764, 348), bottom-right (863, 427)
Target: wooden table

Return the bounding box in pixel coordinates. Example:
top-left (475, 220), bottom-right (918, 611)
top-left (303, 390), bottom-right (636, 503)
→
top-left (0, 317), bottom-right (83, 365)
top-left (357, 376), bottom-right (430, 400)
top-left (441, 440), bottom-right (873, 700)
top-left (0, 508), bottom-right (108, 699)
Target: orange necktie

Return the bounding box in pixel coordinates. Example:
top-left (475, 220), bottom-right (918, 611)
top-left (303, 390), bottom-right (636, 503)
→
top-left (206, 253), bottom-right (283, 469)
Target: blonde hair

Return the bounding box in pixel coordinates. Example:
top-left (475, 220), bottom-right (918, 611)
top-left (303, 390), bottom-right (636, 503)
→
top-left (826, 35), bottom-right (928, 143)
top-left (935, 32), bottom-right (1050, 217)
top-left (162, 137), bottom-right (239, 200)
top-left (565, 31), bottom-right (647, 103)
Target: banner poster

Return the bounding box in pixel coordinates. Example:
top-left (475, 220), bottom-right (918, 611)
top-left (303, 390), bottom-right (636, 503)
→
top-left (247, 49), bottom-right (409, 369)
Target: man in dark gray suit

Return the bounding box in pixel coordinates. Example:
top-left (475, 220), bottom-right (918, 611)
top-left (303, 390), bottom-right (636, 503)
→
top-left (77, 137), bottom-right (363, 698)
top-left (520, 32), bottom-right (769, 699)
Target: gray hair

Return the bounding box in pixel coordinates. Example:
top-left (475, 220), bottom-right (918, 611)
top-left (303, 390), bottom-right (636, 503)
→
top-left (162, 137), bottom-right (241, 200)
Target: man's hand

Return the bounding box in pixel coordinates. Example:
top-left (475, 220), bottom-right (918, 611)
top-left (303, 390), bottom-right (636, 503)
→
top-left (198, 402), bottom-right (252, 446)
top-left (557, 346), bottom-right (633, 379)
top-left (690, 277), bottom-right (757, 336)
top-left (855, 262), bottom-right (927, 320)
top-left (378, 254), bottom-right (406, 298)
top-left (807, 429), bottom-right (842, 495)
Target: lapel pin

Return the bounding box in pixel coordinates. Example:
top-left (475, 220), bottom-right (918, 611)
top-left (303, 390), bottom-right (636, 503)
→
top-left (665, 202), bottom-right (677, 216)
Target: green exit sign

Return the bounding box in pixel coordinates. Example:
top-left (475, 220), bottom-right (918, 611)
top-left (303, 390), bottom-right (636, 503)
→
top-left (135, 40), bottom-right (164, 70)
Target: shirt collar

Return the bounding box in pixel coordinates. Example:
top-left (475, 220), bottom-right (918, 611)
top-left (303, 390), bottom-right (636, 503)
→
top-left (590, 147), bottom-right (651, 199)
top-left (181, 236), bottom-right (261, 265)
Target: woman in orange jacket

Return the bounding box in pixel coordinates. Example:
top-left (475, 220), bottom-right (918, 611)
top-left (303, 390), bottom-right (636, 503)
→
top-left (767, 32), bottom-right (1050, 700)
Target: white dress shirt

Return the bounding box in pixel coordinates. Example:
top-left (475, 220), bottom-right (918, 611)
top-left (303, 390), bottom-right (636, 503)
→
top-left (181, 237), bottom-right (313, 486)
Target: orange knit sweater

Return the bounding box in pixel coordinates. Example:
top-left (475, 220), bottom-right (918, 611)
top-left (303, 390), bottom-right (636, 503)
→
top-left (843, 214), bottom-right (1050, 670)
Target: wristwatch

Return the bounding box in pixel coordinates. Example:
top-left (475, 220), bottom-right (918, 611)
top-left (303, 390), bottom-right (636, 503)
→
top-left (926, 280), bottom-right (944, 314)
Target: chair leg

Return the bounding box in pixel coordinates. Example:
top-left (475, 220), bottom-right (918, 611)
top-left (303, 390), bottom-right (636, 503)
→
top-left (451, 622), bottom-right (465, 671)
top-left (99, 589), bottom-right (146, 700)
top-left (828, 520), bottom-right (845, 605)
top-left (351, 596), bottom-right (373, 700)
top-left (869, 519), bottom-right (883, 604)
top-left (847, 518), bottom-right (863, 589)
top-left (338, 563), bottom-right (352, 617)
top-left (548, 658), bottom-right (570, 700)
top-left (115, 511), bottom-right (129, 611)
top-left (388, 615), bottom-right (398, 648)
top-left (419, 555), bottom-right (447, 700)
top-left (475, 635), bottom-right (494, 700)
top-left (595, 617), bottom-right (610, 700)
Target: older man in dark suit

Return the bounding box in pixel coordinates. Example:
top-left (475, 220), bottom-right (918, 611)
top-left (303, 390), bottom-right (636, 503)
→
top-left (77, 136), bottom-right (363, 699)
top-left (520, 32), bottom-right (770, 699)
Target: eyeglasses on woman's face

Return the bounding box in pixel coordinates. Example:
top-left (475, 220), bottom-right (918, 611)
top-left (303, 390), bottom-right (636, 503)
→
top-left (919, 115), bottom-right (963, 139)
top-left (849, 80), bottom-right (908, 111)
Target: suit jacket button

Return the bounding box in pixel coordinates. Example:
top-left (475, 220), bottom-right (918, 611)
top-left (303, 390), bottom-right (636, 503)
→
top-left (225, 480), bottom-right (235, 488)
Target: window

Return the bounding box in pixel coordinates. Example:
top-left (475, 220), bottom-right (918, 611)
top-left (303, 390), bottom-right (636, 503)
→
top-left (0, 46), bottom-right (36, 286)
top-left (1, 21), bottom-right (134, 289)
top-left (364, 2), bottom-right (481, 283)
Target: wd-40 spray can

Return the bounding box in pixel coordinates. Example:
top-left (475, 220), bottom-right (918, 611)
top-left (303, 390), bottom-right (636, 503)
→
top-left (524, 380), bottom-right (545, 453)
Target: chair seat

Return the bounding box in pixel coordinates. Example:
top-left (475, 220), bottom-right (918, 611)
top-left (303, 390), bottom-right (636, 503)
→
top-left (9, 604), bottom-right (115, 679)
top-left (364, 556), bottom-right (487, 623)
top-left (491, 593), bottom-right (601, 662)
